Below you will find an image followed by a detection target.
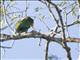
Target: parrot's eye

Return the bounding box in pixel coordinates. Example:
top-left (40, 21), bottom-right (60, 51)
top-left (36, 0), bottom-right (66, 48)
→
top-left (26, 17), bottom-right (34, 24)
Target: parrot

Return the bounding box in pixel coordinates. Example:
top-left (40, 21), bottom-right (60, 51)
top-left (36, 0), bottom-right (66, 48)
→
top-left (15, 16), bottom-right (34, 34)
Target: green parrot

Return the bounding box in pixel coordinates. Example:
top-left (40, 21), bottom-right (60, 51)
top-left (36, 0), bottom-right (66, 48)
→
top-left (15, 16), bottom-right (34, 33)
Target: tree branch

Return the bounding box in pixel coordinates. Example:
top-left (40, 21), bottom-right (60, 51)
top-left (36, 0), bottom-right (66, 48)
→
top-left (0, 31), bottom-right (80, 43)
top-left (45, 41), bottom-right (50, 60)
top-left (47, 1), bottom-right (72, 60)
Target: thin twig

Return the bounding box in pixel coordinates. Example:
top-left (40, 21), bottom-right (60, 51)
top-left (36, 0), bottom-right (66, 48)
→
top-left (45, 41), bottom-right (50, 60)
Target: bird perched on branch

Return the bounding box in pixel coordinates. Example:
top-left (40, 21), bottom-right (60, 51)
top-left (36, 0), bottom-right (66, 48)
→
top-left (15, 16), bottom-right (34, 33)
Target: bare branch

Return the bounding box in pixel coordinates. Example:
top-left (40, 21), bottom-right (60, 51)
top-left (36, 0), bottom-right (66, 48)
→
top-left (0, 31), bottom-right (80, 43)
top-left (45, 41), bottom-right (50, 60)
top-left (44, 1), bottom-right (74, 60)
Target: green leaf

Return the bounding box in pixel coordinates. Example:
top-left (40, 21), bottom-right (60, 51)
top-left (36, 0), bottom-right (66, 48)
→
top-left (0, 20), bottom-right (4, 28)
top-left (71, 5), bottom-right (76, 16)
top-left (57, 1), bottom-right (66, 7)
top-left (0, 7), bottom-right (7, 14)
top-left (63, 10), bottom-right (66, 17)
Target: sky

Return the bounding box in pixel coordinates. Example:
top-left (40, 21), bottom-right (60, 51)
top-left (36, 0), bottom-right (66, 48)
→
top-left (1, 1), bottom-right (80, 60)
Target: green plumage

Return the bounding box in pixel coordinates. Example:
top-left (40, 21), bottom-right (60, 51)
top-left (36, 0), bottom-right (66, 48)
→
top-left (15, 16), bottom-right (34, 33)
